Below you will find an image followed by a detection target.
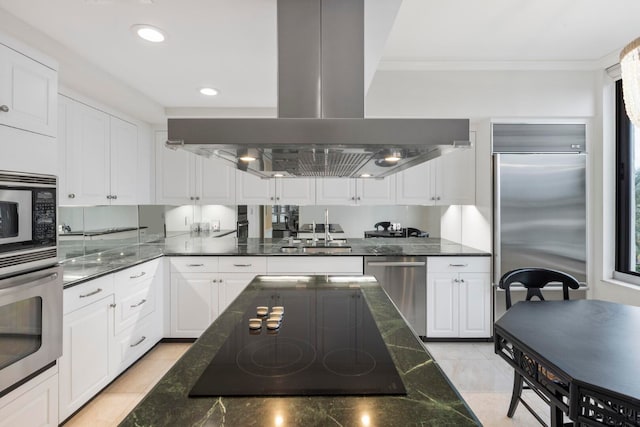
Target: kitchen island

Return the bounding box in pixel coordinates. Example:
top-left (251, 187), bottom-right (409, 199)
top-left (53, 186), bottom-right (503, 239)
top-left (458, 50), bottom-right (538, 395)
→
top-left (119, 275), bottom-right (479, 426)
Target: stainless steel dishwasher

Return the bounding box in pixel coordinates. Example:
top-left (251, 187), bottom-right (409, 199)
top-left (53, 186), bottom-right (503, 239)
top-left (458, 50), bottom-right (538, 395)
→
top-left (364, 256), bottom-right (427, 339)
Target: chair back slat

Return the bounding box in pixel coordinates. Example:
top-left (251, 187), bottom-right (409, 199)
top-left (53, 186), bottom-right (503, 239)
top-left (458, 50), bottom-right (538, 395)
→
top-left (499, 268), bottom-right (580, 309)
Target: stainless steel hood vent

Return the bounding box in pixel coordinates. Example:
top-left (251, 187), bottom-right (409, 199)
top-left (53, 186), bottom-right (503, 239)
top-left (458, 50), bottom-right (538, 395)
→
top-left (166, 0), bottom-right (470, 178)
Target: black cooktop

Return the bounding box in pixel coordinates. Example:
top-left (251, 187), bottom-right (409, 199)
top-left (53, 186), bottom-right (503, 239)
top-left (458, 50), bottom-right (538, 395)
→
top-left (189, 287), bottom-right (406, 397)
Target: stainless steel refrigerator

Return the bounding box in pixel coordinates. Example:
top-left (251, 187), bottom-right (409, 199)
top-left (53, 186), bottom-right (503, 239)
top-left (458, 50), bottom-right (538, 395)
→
top-left (493, 123), bottom-right (587, 285)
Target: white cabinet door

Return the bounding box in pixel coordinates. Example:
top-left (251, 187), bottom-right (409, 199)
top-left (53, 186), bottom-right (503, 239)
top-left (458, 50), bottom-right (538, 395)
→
top-left (59, 295), bottom-right (114, 420)
top-left (109, 116), bottom-right (138, 204)
top-left (435, 131), bottom-right (476, 205)
top-left (426, 272), bottom-right (458, 337)
top-left (170, 273), bottom-right (218, 338)
top-left (316, 178), bottom-right (356, 205)
top-left (276, 178), bottom-right (315, 205)
top-left (198, 156), bottom-right (236, 205)
top-left (155, 131), bottom-right (195, 205)
top-left (396, 162), bottom-right (436, 205)
top-left (219, 273), bottom-right (255, 313)
top-left (458, 272), bottom-right (491, 338)
top-left (236, 171), bottom-right (272, 204)
top-left (63, 99), bottom-right (110, 205)
top-left (0, 369), bottom-right (58, 427)
top-left (357, 176), bottom-right (396, 205)
top-left (0, 44), bottom-right (57, 137)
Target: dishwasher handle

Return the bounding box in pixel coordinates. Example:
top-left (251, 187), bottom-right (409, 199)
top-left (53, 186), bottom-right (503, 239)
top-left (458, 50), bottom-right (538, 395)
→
top-left (366, 261), bottom-right (426, 267)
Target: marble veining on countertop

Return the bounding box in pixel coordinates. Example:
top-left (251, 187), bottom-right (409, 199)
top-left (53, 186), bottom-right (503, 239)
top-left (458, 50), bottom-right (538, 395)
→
top-left (119, 276), bottom-right (480, 426)
top-left (61, 236), bottom-right (489, 288)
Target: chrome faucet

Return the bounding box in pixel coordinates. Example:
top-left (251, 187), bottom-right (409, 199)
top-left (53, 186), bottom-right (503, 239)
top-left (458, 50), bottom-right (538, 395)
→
top-left (324, 208), bottom-right (331, 243)
top-left (311, 220), bottom-right (317, 245)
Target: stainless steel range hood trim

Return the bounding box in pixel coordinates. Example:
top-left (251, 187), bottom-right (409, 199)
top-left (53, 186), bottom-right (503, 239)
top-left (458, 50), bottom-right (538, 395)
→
top-left (167, 117), bottom-right (469, 147)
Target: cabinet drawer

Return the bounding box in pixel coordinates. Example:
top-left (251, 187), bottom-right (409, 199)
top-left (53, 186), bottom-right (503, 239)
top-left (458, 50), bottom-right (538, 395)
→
top-left (112, 316), bottom-right (159, 376)
top-left (219, 257), bottom-right (267, 273)
top-left (64, 275), bottom-right (115, 314)
top-left (267, 256), bottom-right (363, 274)
top-left (170, 256), bottom-right (218, 273)
top-left (427, 256), bottom-right (490, 273)
top-left (114, 279), bottom-right (155, 335)
top-left (114, 259), bottom-right (159, 290)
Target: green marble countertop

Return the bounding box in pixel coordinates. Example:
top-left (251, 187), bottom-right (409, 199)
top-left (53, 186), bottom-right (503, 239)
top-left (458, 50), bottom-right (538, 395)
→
top-left (120, 276), bottom-right (480, 426)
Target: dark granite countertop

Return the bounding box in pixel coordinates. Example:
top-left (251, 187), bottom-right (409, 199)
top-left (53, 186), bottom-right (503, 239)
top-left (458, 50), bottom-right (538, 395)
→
top-left (61, 236), bottom-right (489, 288)
top-left (119, 276), bottom-right (480, 426)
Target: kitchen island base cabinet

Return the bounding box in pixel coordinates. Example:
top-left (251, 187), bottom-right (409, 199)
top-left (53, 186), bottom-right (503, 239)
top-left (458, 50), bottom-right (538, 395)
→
top-left (426, 257), bottom-right (491, 338)
top-left (0, 366), bottom-right (58, 427)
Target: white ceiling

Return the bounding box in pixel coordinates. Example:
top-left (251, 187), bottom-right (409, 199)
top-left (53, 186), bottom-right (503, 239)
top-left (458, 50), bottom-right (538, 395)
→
top-left (0, 0), bottom-right (638, 115)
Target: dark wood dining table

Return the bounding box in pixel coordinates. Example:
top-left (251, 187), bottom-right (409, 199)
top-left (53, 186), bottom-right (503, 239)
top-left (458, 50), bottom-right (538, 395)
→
top-left (494, 299), bottom-right (640, 426)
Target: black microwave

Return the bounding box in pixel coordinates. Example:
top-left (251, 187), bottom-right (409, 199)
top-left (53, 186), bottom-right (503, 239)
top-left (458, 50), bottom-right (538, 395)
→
top-left (0, 171), bottom-right (57, 277)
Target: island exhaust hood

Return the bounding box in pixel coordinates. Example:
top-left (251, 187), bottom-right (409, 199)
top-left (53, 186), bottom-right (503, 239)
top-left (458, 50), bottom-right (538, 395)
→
top-left (167, 0), bottom-right (470, 178)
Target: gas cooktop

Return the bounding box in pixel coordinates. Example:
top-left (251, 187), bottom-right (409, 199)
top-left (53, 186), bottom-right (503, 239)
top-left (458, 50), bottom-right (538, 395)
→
top-left (189, 285), bottom-right (406, 397)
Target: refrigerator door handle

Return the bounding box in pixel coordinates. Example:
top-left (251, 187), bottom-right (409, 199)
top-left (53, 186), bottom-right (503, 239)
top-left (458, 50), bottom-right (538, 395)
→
top-left (493, 153), bottom-right (502, 285)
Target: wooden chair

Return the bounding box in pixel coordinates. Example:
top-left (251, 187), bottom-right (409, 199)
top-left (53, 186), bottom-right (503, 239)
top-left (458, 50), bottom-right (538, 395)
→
top-left (498, 268), bottom-right (580, 426)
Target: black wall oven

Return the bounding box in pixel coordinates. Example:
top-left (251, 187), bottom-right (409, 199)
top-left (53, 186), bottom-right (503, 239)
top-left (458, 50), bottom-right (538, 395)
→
top-left (0, 171), bottom-right (57, 278)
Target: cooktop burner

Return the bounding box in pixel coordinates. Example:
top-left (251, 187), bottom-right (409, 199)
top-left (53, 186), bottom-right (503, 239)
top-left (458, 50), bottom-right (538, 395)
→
top-left (189, 287), bottom-right (406, 397)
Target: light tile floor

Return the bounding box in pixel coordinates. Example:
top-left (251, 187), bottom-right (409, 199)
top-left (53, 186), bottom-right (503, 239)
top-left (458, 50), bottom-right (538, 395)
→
top-left (63, 341), bottom-right (561, 426)
top-left (62, 342), bottom-right (191, 427)
top-left (424, 342), bottom-right (567, 427)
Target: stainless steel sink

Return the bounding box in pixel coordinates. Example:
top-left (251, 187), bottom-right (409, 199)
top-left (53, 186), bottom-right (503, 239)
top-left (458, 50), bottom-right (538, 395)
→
top-left (302, 245), bottom-right (352, 254)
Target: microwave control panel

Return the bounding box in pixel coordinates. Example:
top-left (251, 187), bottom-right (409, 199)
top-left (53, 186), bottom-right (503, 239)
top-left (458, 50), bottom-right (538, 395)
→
top-left (33, 189), bottom-right (56, 243)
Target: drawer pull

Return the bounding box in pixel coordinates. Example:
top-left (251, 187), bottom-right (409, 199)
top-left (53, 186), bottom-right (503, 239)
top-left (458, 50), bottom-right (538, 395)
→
top-left (187, 263), bottom-right (204, 267)
top-left (79, 288), bottom-right (102, 298)
top-left (130, 271), bottom-right (146, 279)
top-left (449, 263), bottom-right (468, 267)
top-left (130, 299), bottom-right (147, 308)
top-left (233, 263), bottom-right (252, 267)
top-left (130, 336), bottom-right (146, 347)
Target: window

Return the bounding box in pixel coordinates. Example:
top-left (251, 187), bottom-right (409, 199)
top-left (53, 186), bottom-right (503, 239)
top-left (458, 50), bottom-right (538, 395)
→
top-left (616, 80), bottom-right (640, 277)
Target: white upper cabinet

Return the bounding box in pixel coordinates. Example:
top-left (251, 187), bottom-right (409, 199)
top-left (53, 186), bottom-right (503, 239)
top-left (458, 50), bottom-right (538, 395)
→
top-left (397, 131), bottom-right (476, 206)
top-left (236, 172), bottom-right (315, 205)
top-left (316, 177), bottom-right (395, 205)
top-left (155, 132), bottom-right (236, 205)
top-left (59, 96), bottom-right (138, 205)
top-left (0, 43), bottom-right (57, 137)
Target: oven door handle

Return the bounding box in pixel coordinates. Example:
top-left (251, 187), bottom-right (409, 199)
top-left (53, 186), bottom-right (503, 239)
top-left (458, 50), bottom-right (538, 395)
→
top-left (365, 261), bottom-right (426, 267)
top-left (0, 269), bottom-right (60, 294)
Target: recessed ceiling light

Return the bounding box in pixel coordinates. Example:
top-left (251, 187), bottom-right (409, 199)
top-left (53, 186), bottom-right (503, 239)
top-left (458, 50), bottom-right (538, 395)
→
top-left (360, 173), bottom-right (372, 178)
top-left (200, 87), bottom-right (219, 96)
top-left (131, 24), bottom-right (166, 43)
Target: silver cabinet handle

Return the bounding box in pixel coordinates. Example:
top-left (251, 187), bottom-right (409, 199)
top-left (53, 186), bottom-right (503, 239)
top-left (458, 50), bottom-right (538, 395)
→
top-left (449, 263), bottom-right (469, 267)
top-left (357, 197), bottom-right (361, 201)
top-left (106, 195), bottom-right (112, 199)
top-left (453, 278), bottom-right (460, 283)
top-left (130, 299), bottom-right (147, 308)
top-left (276, 197), bottom-right (280, 201)
top-left (436, 196), bottom-right (441, 200)
top-left (0, 105), bottom-right (9, 112)
top-left (366, 261), bottom-right (426, 267)
top-left (68, 193), bottom-right (75, 199)
top-left (187, 263), bottom-right (204, 267)
top-left (211, 279), bottom-right (218, 283)
top-left (351, 197), bottom-right (355, 200)
top-left (130, 336), bottom-right (146, 347)
top-left (270, 197), bottom-right (274, 201)
top-left (112, 195), bottom-right (117, 200)
top-left (109, 303), bottom-right (117, 308)
top-left (190, 196), bottom-right (195, 200)
top-left (233, 263), bottom-right (252, 267)
top-left (79, 288), bottom-right (102, 298)
top-left (431, 196), bottom-right (435, 200)
top-left (460, 278), bottom-right (465, 283)
top-left (195, 196), bottom-right (199, 200)
top-left (129, 271), bottom-right (146, 279)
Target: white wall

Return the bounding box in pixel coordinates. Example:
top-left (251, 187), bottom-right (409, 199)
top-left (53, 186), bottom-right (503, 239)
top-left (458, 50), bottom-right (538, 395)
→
top-left (299, 205), bottom-right (440, 239)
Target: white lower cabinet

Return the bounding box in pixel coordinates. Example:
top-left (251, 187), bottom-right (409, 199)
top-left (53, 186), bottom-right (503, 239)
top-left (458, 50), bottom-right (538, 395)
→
top-left (169, 257), bottom-right (267, 338)
top-left (266, 256), bottom-right (363, 275)
top-left (59, 259), bottom-right (161, 423)
top-left (0, 366), bottom-right (58, 427)
top-left (426, 256), bottom-right (491, 338)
